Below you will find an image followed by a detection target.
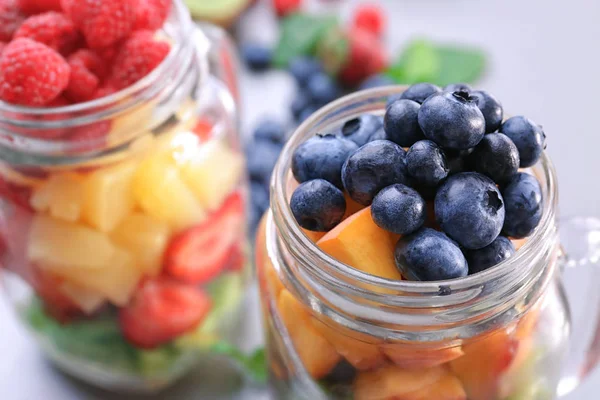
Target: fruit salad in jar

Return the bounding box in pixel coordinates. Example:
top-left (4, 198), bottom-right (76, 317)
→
top-left (0, 0), bottom-right (250, 393)
top-left (256, 83), bottom-right (570, 399)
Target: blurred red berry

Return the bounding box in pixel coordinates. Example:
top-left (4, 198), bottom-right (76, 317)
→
top-left (134, 0), bottom-right (171, 31)
top-left (14, 12), bottom-right (81, 55)
top-left (273, 0), bottom-right (302, 17)
top-left (339, 28), bottom-right (387, 86)
top-left (64, 59), bottom-right (99, 103)
top-left (16, 0), bottom-right (61, 15)
top-left (68, 49), bottom-right (107, 80)
top-left (352, 4), bottom-right (385, 38)
top-left (0, 0), bottom-right (26, 42)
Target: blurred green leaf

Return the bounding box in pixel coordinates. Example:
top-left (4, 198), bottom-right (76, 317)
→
top-left (274, 13), bottom-right (338, 68)
top-left (210, 342), bottom-right (267, 384)
top-left (386, 39), bottom-right (486, 86)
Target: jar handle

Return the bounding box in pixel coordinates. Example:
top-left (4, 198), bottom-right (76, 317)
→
top-left (557, 216), bottom-right (600, 397)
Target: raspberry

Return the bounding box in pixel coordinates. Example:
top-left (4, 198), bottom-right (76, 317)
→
top-left (61, 0), bottom-right (136, 49)
top-left (35, 96), bottom-right (71, 139)
top-left (92, 85), bottom-right (116, 99)
top-left (64, 59), bottom-right (99, 103)
top-left (16, 0), bottom-right (61, 15)
top-left (352, 4), bottom-right (386, 37)
top-left (67, 120), bottom-right (111, 152)
top-left (0, 42), bottom-right (6, 56)
top-left (134, 0), bottom-right (171, 31)
top-left (0, 0), bottom-right (26, 42)
top-left (273, 0), bottom-right (302, 17)
top-left (0, 38), bottom-right (70, 106)
top-left (109, 31), bottom-right (170, 90)
top-left (68, 49), bottom-right (107, 79)
top-left (95, 45), bottom-right (118, 63)
top-left (14, 12), bottom-right (81, 55)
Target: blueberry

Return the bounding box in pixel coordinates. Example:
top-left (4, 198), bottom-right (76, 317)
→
top-left (323, 360), bottom-right (357, 385)
top-left (469, 133), bottom-right (519, 183)
top-left (371, 184), bottom-right (426, 235)
top-left (338, 114), bottom-right (385, 147)
top-left (298, 105), bottom-right (319, 123)
top-left (471, 90), bottom-right (503, 133)
top-left (290, 179), bottom-right (346, 231)
top-left (386, 93), bottom-right (402, 108)
top-left (250, 180), bottom-right (270, 213)
top-left (395, 228), bottom-right (468, 281)
top-left (384, 99), bottom-right (425, 147)
top-left (501, 116), bottom-right (547, 167)
top-left (465, 236), bottom-right (515, 274)
top-left (246, 140), bottom-right (282, 184)
top-left (358, 74), bottom-right (395, 90)
top-left (291, 92), bottom-right (311, 121)
top-left (444, 83), bottom-right (473, 92)
top-left (418, 90), bottom-right (486, 150)
top-left (254, 119), bottom-right (287, 144)
top-left (289, 57), bottom-right (323, 87)
top-left (435, 172), bottom-right (505, 249)
top-left (307, 72), bottom-right (341, 106)
top-left (292, 134), bottom-right (358, 189)
top-left (406, 140), bottom-right (448, 187)
top-left (241, 43), bottom-right (272, 71)
top-left (501, 173), bottom-right (543, 238)
top-left (342, 140), bottom-right (409, 206)
top-left (400, 83), bottom-right (442, 104)
top-left (445, 148), bottom-right (473, 175)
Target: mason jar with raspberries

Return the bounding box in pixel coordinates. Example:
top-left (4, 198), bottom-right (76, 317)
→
top-left (256, 85), bottom-right (600, 400)
top-left (0, 0), bottom-right (250, 393)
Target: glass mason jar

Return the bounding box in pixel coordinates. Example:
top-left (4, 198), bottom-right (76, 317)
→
top-left (0, 1), bottom-right (250, 394)
top-left (255, 87), bottom-right (600, 399)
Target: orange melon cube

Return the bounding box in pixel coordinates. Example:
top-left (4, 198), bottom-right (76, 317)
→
top-left (317, 207), bottom-right (401, 279)
top-left (409, 371), bottom-right (467, 400)
top-left (382, 344), bottom-right (464, 369)
top-left (353, 364), bottom-right (445, 400)
top-left (30, 173), bottom-right (85, 222)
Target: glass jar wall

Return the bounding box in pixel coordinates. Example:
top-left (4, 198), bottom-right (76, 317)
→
top-left (0, 1), bottom-right (250, 393)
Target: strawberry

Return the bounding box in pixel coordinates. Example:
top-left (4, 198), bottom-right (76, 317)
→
top-left (192, 118), bottom-right (213, 142)
top-left (65, 58), bottom-right (99, 103)
top-left (119, 278), bottom-right (212, 349)
top-left (0, 0), bottom-right (26, 42)
top-left (225, 244), bottom-right (246, 272)
top-left (134, 0), bottom-right (171, 31)
top-left (16, 0), bottom-right (61, 15)
top-left (273, 0), bottom-right (302, 17)
top-left (68, 49), bottom-right (107, 79)
top-left (338, 29), bottom-right (387, 86)
top-left (164, 191), bottom-right (245, 284)
top-left (108, 30), bottom-right (170, 90)
top-left (0, 38), bottom-right (71, 106)
top-left (352, 4), bottom-right (386, 38)
top-left (14, 12), bottom-right (81, 55)
top-left (61, 0), bottom-right (136, 49)
top-left (32, 267), bottom-right (82, 323)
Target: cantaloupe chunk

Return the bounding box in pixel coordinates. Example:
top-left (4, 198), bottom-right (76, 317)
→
top-left (133, 152), bottom-right (206, 230)
top-left (29, 215), bottom-right (116, 270)
top-left (81, 160), bottom-right (137, 232)
top-left (59, 282), bottom-right (106, 314)
top-left (180, 139), bottom-right (244, 211)
top-left (409, 371), bottom-right (467, 400)
top-left (317, 207), bottom-right (401, 279)
top-left (343, 192), bottom-right (365, 219)
top-left (111, 213), bottom-right (171, 276)
top-left (382, 344), bottom-right (464, 369)
top-left (30, 173), bottom-right (85, 222)
top-left (51, 248), bottom-right (142, 307)
top-left (450, 331), bottom-right (519, 400)
top-left (277, 289), bottom-right (340, 379)
top-left (353, 364), bottom-right (446, 400)
top-left (302, 229), bottom-right (326, 243)
top-left (312, 318), bottom-right (385, 370)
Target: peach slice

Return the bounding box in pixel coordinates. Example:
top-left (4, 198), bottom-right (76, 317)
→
top-left (277, 289), bottom-right (340, 379)
top-left (317, 207), bottom-right (401, 279)
top-left (409, 371), bottom-right (467, 400)
top-left (450, 330), bottom-right (519, 400)
top-left (382, 344), bottom-right (464, 369)
top-left (312, 318), bottom-right (385, 370)
top-left (343, 192), bottom-right (366, 220)
top-left (302, 228), bottom-right (326, 243)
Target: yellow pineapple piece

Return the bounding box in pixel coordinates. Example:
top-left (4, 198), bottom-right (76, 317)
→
top-left (53, 248), bottom-right (142, 307)
top-left (30, 173), bottom-right (85, 222)
top-left (111, 213), bottom-right (171, 276)
top-left (180, 139), bottom-right (244, 211)
top-left (29, 215), bottom-right (116, 270)
top-left (133, 152), bottom-right (206, 230)
top-left (59, 282), bottom-right (106, 314)
top-left (81, 160), bottom-right (137, 232)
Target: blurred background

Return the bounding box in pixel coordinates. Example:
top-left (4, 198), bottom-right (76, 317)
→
top-left (1, 0), bottom-right (599, 398)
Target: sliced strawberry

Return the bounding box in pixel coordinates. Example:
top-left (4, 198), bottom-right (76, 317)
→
top-left (225, 244), bottom-right (246, 272)
top-left (164, 191), bottom-right (245, 284)
top-left (119, 278), bottom-right (212, 349)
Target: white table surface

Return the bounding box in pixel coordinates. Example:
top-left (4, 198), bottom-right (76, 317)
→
top-left (2, 0), bottom-right (600, 398)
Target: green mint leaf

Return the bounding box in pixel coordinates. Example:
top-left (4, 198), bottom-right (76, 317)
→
top-left (210, 341), bottom-right (267, 384)
top-left (386, 39), bottom-right (440, 83)
top-left (274, 13), bottom-right (338, 68)
top-left (434, 45), bottom-right (486, 86)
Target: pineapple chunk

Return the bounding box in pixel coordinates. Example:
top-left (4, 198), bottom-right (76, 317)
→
top-left (59, 282), bottom-right (106, 314)
top-left (29, 215), bottom-right (116, 270)
top-left (53, 248), bottom-right (142, 307)
top-left (180, 139), bottom-right (244, 211)
top-left (133, 152), bottom-right (206, 230)
top-left (112, 213), bottom-right (171, 276)
top-left (81, 160), bottom-right (137, 232)
top-left (30, 173), bottom-right (85, 222)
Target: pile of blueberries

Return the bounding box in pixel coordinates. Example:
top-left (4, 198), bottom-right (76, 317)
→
top-left (290, 82), bottom-right (547, 281)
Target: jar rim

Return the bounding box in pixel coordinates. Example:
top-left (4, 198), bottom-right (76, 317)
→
top-left (270, 85), bottom-right (558, 301)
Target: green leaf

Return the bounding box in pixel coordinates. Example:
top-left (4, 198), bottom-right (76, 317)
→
top-left (385, 38), bottom-right (487, 86)
top-left (273, 13), bottom-right (338, 68)
top-left (210, 342), bottom-right (267, 384)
